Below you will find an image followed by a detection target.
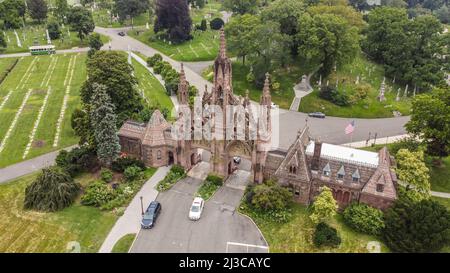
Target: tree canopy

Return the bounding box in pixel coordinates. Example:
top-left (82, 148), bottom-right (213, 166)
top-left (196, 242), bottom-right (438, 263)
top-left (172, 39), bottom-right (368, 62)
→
top-left (310, 186), bottom-right (338, 224)
top-left (154, 0), bottom-right (192, 44)
top-left (67, 6), bottom-right (95, 41)
top-left (27, 0), bottom-right (48, 23)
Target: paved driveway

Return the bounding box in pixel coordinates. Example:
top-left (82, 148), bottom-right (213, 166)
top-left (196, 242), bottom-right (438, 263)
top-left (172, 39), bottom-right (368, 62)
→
top-left (130, 172), bottom-right (267, 253)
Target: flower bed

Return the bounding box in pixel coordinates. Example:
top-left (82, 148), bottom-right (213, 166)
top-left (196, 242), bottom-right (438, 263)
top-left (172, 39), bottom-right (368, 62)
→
top-left (156, 165), bottom-right (186, 192)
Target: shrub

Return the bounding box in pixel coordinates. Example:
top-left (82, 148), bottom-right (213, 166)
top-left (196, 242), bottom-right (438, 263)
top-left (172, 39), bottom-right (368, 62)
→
top-left (147, 53), bottom-right (163, 67)
top-left (246, 72), bottom-right (255, 83)
top-left (100, 168), bottom-right (114, 183)
top-left (200, 19), bottom-right (207, 31)
top-left (24, 167), bottom-right (80, 212)
top-left (343, 203), bottom-right (385, 236)
top-left (153, 61), bottom-right (166, 74)
top-left (56, 146), bottom-right (99, 177)
top-left (390, 137), bottom-right (423, 155)
top-left (111, 157), bottom-right (145, 173)
top-left (384, 199), bottom-right (450, 252)
top-left (313, 222), bottom-right (341, 247)
top-left (123, 166), bottom-right (142, 182)
top-left (210, 18), bottom-right (224, 30)
top-left (250, 180), bottom-right (292, 211)
top-left (156, 165), bottom-right (186, 191)
top-left (319, 85), bottom-right (349, 106)
top-left (47, 21), bottom-right (61, 40)
top-left (206, 174), bottom-right (223, 186)
top-left (171, 165), bottom-right (185, 176)
top-left (81, 181), bottom-right (115, 207)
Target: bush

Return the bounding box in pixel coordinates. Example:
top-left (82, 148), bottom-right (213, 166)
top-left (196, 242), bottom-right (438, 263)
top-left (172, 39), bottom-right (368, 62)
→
top-left (111, 157), bottom-right (145, 173)
top-left (81, 181), bottom-right (115, 207)
top-left (147, 53), bottom-right (163, 67)
top-left (153, 61), bottom-right (166, 74)
top-left (156, 165), bottom-right (185, 191)
top-left (206, 174), bottom-right (223, 186)
top-left (246, 72), bottom-right (255, 83)
top-left (56, 146), bottom-right (99, 177)
top-left (47, 21), bottom-right (61, 40)
top-left (319, 85), bottom-right (349, 106)
top-left (24, 167), bottom-right (80, 212)
top-left (343, 203), bottom-right (385, 236)
top-left (200, 19), bottom-right (207, 31)
top-left (100, 168), bottom-right (114, 183)
top-left (390, 137), bottom-right (423, 155)
top-left (249, 180), bottom-right (292, 211)
top-left (210, 18), bottom-right (224, 30)
top-left (123, 166), bottom-right (142, 182)
top-left (384, 199), bottom-right (450, 252)
top-left (313, 222), bottom-right (341, 247)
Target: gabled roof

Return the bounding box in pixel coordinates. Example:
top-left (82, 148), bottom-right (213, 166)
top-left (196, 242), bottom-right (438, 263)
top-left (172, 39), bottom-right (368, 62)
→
top-left (142, 110), bottom-right (171, 147)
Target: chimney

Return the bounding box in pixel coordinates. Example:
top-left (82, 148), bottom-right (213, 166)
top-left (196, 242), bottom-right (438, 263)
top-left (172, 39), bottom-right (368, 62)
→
top-left (311, 138), bottom-right (322, 171)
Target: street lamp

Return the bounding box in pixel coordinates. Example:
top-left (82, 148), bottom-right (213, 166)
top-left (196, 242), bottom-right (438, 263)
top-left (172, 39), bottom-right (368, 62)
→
top-left (140, 196), bottom-right (144, 216)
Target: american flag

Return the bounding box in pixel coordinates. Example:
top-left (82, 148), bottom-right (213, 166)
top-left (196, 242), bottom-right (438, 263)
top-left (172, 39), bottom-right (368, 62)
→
top-left (345, 121), bottom-right (355, 135)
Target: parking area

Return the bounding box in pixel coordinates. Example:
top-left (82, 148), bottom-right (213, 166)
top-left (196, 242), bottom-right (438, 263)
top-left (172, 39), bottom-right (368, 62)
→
top-left (130, 169), bottom-right (267, 253)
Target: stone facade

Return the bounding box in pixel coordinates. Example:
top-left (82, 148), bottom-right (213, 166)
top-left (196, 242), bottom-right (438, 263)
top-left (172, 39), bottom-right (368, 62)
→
top-left (118, 29), bottom-right (398, 210)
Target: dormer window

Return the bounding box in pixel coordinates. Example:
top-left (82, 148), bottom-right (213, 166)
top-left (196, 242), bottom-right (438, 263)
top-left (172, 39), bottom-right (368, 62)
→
top-left (323, 163), bottom-right (331, 177)
top-left (337, 165), bottom-right (345, 180)
top-left (376, 184), bottom-right (384, 192)
top-left (352, 169), bottom-right (360, 183)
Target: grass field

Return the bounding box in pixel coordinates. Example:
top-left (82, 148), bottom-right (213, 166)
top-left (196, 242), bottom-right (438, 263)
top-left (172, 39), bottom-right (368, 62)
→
top-left (111, 234), bottom-right (136, 253)
top-left (2, 26), bottom-right (109, 54)
top-left (299, 54), bottom-right (412, 118)
top-left (93, 8), bottom-right (150, 28)
top-left (0, 53), bottom-right (87, 168)
top-left (241, 203), bottom-right (389, 253)
top-left (131, 57), bottom-right (174, 112)
top-left (0, 173), bottom-right (117, 252)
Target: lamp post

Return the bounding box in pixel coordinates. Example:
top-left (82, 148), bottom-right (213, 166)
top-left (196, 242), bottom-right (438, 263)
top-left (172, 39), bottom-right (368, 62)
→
top-left (140, 196), bottom-right (144, 216)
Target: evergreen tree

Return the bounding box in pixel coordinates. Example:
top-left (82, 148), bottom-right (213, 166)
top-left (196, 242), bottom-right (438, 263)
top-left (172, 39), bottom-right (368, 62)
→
top-left (114, 0), bottom-right (149, 28)
top-left (27, 0), bottom-right (48, 23)
top-left (154, 0), bottom-right (192, 44)
top-left (89, 83), bottom-right (121, 167)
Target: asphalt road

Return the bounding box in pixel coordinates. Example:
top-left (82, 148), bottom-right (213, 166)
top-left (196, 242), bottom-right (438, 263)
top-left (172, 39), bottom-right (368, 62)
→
top-left (130, 172), bottom-right (268, 253)
top-left (95, 27), bottom-right (409, 147)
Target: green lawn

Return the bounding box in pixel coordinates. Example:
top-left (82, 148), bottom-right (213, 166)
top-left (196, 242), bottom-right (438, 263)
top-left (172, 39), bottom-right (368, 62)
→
top-left (426, 156), bottom-right (450, 193)
top-left (93, 8), bottom-right (150, 28)
top-left (2, 26), bottom-right (109, 54)
top-left (131, 57), bottom-right (174, 112)
top-left (0, 173), bottom-right (118, 252)
top-left (240, 203), bottom-right (389, 253)
top-left (111, 234), bottom-right (136, 253)
top-left (0, 53), bottom-right (87, 168)
top-left (299, 54), bottom-right (412, 118)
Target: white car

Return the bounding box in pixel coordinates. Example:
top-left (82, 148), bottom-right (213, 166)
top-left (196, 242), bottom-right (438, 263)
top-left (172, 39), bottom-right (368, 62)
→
top-left (189, 197), bottom-right (204, 221)
top-left (271, 102), bottom-right (278, 109)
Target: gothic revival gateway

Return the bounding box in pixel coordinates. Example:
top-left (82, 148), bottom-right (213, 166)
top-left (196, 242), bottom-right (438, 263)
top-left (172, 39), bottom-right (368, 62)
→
top-left (118, 29), bottom-right (397, 210)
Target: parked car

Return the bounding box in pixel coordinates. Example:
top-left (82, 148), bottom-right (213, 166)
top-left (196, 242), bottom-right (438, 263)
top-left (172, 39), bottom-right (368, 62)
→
top-left (118, 31), bottom-right (126, 36)
top-left (141, 201), bottom-right (161, 229)
top-left (308, 112), bottom-right (326, 118)
top-left (271, 102), bottom-right (278, 109)
top-left (189, 197), bottom-right (204, 221)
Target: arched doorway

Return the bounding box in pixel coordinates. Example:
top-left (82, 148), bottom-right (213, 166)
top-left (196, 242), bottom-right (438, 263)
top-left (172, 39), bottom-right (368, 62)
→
top-left (168, 151), bottom-right (174, 165)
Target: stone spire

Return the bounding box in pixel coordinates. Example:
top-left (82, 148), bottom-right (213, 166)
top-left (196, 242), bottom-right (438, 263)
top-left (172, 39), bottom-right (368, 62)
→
top-left (260, 73), bottom-right (271, 106)
top-left (178, 63), bottom-right (189, 104)
top-left (219, 27), bottom-right (227, 59)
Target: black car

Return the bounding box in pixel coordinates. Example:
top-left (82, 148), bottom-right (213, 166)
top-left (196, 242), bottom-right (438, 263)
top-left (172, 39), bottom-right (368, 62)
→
top-left (118, 31), bottom-right (126, 36)
top-left (308, 112), bottom-right (326, 118)
top-left (141, 201), bottom-right (161, 229)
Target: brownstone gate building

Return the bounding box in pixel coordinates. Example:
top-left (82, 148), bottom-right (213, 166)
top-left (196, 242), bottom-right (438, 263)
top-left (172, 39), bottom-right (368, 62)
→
top-left (118, 30), bottom-right (398, 210)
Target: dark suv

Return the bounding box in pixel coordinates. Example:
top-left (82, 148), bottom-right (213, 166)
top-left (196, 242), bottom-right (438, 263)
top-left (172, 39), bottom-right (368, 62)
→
top-left (141, 201), bottom-right (161, 229)
top-left (308, 112), bottom-right (326, 118)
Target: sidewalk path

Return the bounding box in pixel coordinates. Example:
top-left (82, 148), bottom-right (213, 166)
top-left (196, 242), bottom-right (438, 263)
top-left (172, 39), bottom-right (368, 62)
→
top-left (341, 134), bottom-right (409, 148)
top-left (0, 145), bottom-right (77, 184)
top-left (431, 191), bottom-right (450, 199)
top-left (99, 166), bottom-right (170, 253)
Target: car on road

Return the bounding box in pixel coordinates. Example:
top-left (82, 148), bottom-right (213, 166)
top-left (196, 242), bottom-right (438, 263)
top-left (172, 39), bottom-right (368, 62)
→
top-left (271, 102), bottom-right (278, 109)
top-left (189, 197), bottom-right (204, 221)
top-left (118, 31), bottom-right (126, 36)
top-left (141, 201), bottom-right (161, 229)
top-left (308, 112), bottom-right (326, 118)
top-left (233, 156), bottom-right (241, 164)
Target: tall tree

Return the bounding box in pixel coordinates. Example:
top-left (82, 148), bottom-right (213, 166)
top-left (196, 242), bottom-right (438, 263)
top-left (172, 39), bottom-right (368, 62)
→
top-left (406, 87), bottom-right (450, 161)
top-left (114, 0), bottom-right (149, 28)
top-left (310, 186), bottom-right (338, 224)
top-left (81, 51), bottom-right (142, 123)
top-left (27, 0), bottom-right (48, 23)
top-left (67, 6), bottom-right (95, 41)
top-left (297, 13), bottom-right (360, 77)
top-left (384, 199), bottom-right (450, 252)
top-left (47, 21), bottom-right (62, 40)
top-left (0, 32), bottom-right (7, 50)
top-left (55, 0), bottom-right (69, 23)
top-left (223, 0), bottom-right (260, 15)
top-left (224, 14), bottom-right (259, 65)
top-left (396, 149), bottom-right (431, 202)
top-left (154, 0), bottom-right (192, 44)
top-left (90, 83), bottom-right (121, 167)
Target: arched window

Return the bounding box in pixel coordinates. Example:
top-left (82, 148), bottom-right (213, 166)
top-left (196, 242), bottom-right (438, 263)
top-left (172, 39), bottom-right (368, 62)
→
top-left (376, 184), bottom-right (384, 192)
top-left (157, 150), bottom-right (162, 160)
